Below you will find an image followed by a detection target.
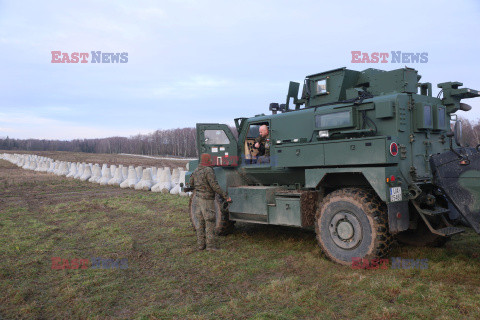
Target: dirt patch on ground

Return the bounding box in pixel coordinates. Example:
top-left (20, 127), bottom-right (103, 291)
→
top-left (0, 159), bottom-right (140, 210)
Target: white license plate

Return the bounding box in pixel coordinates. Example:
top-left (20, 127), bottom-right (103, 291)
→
top-left (390, 187), bottom-right (402, 202)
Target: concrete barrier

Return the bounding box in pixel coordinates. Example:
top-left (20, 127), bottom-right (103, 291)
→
top-left (108, 166), bottom-right (125, 186)
top-left (98, 165), bottom-right (113, 185)
top-left (66, 163), bottom-right (77, 178)
top-left (80, 165), bottom-right (92, 181)
top-left (120, 166), bottom-right (138, 189)
top-left (135, 168), bottom-right (154, 191)
top-left (2, 153), bottom-right (191, 197)
top-left (74, 163), bottom-right (85, 179)
top-left (89, 164), bottom-right (102, 183)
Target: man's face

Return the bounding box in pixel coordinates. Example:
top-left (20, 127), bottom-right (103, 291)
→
top-left (259, 126), bottom-right (269, 138)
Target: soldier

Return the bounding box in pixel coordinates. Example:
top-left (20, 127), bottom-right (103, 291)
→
top-left (254, 124), bottom-right (270, 163)
top-left (189, 153), bottom-right (232, 251)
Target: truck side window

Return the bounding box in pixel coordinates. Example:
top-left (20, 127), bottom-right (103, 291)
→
top-left (204, 130), bottom-right (230, 145)
top-left (247, 125), bottom-right (260, 138)
top-left (315, 111), bottom-right (351, 128)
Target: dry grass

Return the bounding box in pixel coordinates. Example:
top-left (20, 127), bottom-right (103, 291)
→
top-left (1, 155), bottom-right (480, 319)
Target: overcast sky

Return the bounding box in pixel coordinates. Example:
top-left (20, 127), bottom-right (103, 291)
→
top-left (1, 0), bottom-right (480, 139)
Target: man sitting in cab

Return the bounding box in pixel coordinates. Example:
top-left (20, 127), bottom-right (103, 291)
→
top-left (254, 125), bottom-right (270, 164)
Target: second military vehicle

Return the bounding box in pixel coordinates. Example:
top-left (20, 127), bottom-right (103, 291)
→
top-left (185, 67), bottom-right (480, 265)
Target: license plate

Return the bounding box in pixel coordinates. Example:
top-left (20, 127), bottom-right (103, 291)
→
top-left (390, 187), bottom-right (402, 202)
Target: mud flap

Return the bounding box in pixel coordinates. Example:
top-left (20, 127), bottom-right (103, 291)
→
top-left (430, 147), bottom-right (480, 233)
top-left (387, 200), bottom-right (409, 233)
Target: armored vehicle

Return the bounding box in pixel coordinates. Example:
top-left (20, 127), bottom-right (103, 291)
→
top-left (185, 67), bottom-right (480, 265)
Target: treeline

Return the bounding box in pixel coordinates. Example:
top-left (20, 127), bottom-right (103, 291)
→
top-left (0, 128), bottom-right (198, 157)
top-left (0, 120), bottom-right (479, 156)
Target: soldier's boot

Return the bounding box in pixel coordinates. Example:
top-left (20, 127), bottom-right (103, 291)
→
top-left (205, 218), bottom-right (218, 250)
top-left (196, 237), bottom-right (206, 250)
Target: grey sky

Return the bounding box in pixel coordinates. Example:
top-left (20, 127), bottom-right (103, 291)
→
top-left (1, 0), bottom-right (479, 139)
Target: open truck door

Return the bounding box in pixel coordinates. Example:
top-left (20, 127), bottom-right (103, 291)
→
top-left (197, 123), bottom-right (239, 167)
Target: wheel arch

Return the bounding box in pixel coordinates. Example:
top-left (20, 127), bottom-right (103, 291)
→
top-left (306, 168), bottom-right (388, 202)
top-left (307, 168), bottom-right (409, 234)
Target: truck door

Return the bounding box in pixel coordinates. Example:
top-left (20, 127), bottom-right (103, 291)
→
top-left (197, 123), bottom-right (238, 167)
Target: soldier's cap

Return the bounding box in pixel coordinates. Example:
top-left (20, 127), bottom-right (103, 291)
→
top-left (200, 153), bottom-right (213, 166)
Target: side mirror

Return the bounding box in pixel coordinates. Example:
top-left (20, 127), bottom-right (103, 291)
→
top-left (288, 81), bottom-right (300, 99)
top-left (286, 81), bottom-right (300, 110)
top-left (180, 183), bottom-right (184, 188)
top-left (454, 120), bottom-right (463, 146)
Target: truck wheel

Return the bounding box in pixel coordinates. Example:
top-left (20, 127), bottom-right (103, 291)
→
top-left (315, 188), bottom-right (393, 266)
top-left (188, 192), bottom-right (235, 236)
top-left (397, 218), bottom-right (449, 247)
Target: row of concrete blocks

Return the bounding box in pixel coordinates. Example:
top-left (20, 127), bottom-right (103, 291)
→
top-left (0, 153), bottom-right (190, 196)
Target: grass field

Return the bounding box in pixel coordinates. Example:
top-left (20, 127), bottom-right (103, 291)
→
top-left (1, 154), bottom-right (480, 319)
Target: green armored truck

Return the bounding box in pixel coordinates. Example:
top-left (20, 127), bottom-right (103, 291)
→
top-left (185, 67), bottom-right (480, 265)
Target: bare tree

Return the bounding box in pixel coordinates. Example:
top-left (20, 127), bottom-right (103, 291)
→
top-left (0, 127), bottom-right (200, 157)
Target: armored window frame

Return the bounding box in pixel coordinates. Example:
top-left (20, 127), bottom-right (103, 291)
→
top-left (423, 105), bottom-right (432, 127)
top-left (433, 105), bottom-right (447, 131)
top-left (314, 79), bottom-right (328, 96)
top-left (414, 103), bottom-right (434, 130)
top-left (315, 109), bottom-right (354, 129)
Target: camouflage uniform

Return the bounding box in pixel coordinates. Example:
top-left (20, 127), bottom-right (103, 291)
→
top-left (255, 134), bottom-right (270, 163)
top-left (189, 165), bottom-right (228, 249)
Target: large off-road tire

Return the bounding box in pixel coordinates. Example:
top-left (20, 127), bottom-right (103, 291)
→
top-left (315, 188), bottom-right (393, 266)
top-left (189, 192), bottom-right (235, 236)
top-left (397, 218), bottom-right (449, 247)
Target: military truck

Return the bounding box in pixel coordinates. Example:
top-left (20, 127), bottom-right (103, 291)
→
top-left (185, 67), bottom-right (480, 265)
